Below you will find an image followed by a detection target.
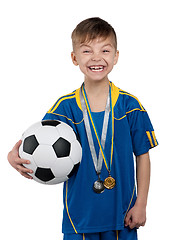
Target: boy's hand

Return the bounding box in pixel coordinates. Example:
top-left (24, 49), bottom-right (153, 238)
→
top-left (8, 140), bottom-right (33, 179)
top-left (124, 204), bottom-right (146, 229)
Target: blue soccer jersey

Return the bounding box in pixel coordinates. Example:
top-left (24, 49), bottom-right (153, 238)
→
top-left (43, 82), bottom-right (158, 234)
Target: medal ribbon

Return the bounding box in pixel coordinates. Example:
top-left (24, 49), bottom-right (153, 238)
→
top-left (80, 83), bottom-right (114, 174)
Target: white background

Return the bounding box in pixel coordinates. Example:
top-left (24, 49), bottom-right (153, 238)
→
top-left (0, 0), bottom-right (169, 239)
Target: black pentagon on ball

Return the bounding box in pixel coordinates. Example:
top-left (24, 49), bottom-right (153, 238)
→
top-left (52, 137), bottom-right (71, 158)
top-left (41, 120), bottom-right (61, 127)
top-left (35, 167), bottom-right (55, 182)
top-left (23, 135), bottom-right (39, 154)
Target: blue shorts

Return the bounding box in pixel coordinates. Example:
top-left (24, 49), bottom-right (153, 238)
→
top-left (64, 227), bottom-right (137, 240)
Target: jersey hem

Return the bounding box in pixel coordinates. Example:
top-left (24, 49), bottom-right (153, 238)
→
top-left (62, 224), bottom-right (125, 234)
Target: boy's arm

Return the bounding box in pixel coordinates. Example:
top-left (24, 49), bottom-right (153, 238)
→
top-left (125, 152), bottom-right (151, 229)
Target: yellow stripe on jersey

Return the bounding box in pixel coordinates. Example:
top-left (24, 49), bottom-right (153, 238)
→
top-left (146, 131), bottom-right (154, 147)
top-left (75, 87), bottom-right (82, 110)
top-left (126, 108), bottom-right (146, 114)
top-left (125, 184), bottom-right (136, 218)
top-left (65, 181), bottom-right (78, 234)
top-left (110, 82), bottom-right (120, 109)
top-left (47, 93), bottom-right (75, 114)
top-left (49, 112), bottom-right (84, 125)
top-left (119, 90), bottom-right (145, 111)
top-left (110, 82), bottom-right (119, 166)
top-left (114, 115), bottom-right (127, 121)
top-left (116, 230), bottom-right (119, 240)
top-left (152, 131), bottom-right (158, 146)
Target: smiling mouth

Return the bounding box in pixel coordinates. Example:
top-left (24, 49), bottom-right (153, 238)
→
top-left (88, 65), bottom-right (105, 72)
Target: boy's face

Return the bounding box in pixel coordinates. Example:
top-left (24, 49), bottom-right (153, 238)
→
top-left (71, 36), bottom-right (119, 83)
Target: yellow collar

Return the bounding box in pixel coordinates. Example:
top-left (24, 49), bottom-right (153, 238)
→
top-left (75, 82), bottom-right (119, 111)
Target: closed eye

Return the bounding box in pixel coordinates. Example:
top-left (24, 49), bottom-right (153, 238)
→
top-left (83, 50), bottom-right (91, 53)
top-left (103, 50), bottom-right (110, 53)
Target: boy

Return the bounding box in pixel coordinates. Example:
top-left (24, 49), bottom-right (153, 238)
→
top-left (8, 17), bottom-right (158, 240)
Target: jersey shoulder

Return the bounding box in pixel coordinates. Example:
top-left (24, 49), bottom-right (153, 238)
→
top-left (118, 88), bottom-right (146, 113)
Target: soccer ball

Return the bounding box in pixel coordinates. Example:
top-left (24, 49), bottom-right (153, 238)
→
top-left (19, 120), bottom-right (82, 185)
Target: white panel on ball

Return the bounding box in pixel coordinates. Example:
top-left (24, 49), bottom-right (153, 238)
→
top-left (57, 123), bottom-right (76, 143)
top-left (33, 145), bottom-right (57, 168)
top-left (22, 122), bottom-right (42, 138)
top-left (35, 126), bottom-right (59, 145)
top-left (51, 157), bottom-right (73, 178)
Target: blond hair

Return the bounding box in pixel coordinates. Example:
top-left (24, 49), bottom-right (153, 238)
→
top-left (71, 17), bottom-right (117, 50)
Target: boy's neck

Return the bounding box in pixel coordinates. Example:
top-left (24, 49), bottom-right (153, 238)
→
top-left (84, 78), bottom-right (110, 97)
top-left (83, 78), bottom-right (110, 112)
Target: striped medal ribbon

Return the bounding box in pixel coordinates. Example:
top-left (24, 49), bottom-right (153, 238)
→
top-left (80, 83), bottom-right (116, 193)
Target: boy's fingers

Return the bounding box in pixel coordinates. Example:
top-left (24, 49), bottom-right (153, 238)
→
top-left (129, 218), bottom-right (142, 229)
top-left (13, 140), bottom-right (31, 165)
top-left (124, 212), bottom-right (131, 226)
top-left (13, 140), bottom-right (22, 151)
top-left (129, 221), bottom-right (136, 229)
top-left (17, 165), bottom-right (33, 179)
top-left (15, 157), bottom-right (30, 165)
top-left (130, 220), bottom-right (146, 229)
top-left (17, 164), bottom-right (33, 174)
top-left (20, 171), bottom-right (33, 179)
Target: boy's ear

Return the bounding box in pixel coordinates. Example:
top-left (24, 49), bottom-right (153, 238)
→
top-left (114, 50), bottom-right (119, 65)
top-left (71, 52), bottom-right (79, 66)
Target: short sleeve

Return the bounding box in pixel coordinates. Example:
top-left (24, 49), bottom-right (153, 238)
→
top-left (127, 109), bottom-right (158, 156)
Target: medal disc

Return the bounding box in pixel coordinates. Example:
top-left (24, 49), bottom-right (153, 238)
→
top-left (93, 180), bottom-right (105, 194)
top-left (104, 176), bottom-right (116, 189)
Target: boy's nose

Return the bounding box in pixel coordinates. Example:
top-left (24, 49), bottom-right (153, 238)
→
top-left (91, 52), bottom-right (101, 61)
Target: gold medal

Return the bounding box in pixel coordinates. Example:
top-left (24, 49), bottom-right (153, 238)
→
top-left (104, 176), bottom-right (116, 189)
